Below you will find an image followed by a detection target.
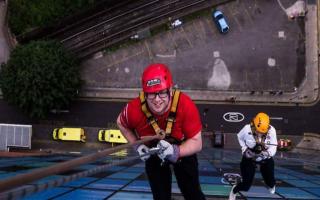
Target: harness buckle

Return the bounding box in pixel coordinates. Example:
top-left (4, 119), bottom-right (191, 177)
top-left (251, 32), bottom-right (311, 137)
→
top-left (167, 117), bottom-right (175, 123)
top-left (147, 117), bottom-right (157, 125)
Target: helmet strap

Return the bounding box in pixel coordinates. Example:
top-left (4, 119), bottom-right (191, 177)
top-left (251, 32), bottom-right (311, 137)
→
top-left (168, 88), bottom-right (173, 98)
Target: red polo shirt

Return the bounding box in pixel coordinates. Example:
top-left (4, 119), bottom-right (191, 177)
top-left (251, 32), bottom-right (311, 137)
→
top-left (119, 92), bottom-right (202, 141)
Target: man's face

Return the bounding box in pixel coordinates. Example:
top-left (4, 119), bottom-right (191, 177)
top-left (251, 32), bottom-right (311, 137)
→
top-left (254, 129), bottom-right (266, 137)
top-left (145, 89), bottom-right (171, 115)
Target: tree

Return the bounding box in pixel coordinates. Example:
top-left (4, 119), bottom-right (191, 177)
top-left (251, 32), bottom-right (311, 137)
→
top-left (8, 0), bottom-right (97, 35)
top-left (0, 40), bottom-right (82, 118)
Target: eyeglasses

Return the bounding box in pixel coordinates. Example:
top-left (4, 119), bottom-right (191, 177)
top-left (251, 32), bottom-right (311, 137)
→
top-left (145, 90), bottom-right (169, 100)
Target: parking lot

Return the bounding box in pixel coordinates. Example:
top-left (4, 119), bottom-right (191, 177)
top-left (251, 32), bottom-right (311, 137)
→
top-left (81, 0), bottom-right (306, 101)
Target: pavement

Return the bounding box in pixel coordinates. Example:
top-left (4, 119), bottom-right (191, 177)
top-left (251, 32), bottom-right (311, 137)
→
top-left (79, 0), bottom-right (319, 106)
top-left (0, 0), bottom-right (318, 106)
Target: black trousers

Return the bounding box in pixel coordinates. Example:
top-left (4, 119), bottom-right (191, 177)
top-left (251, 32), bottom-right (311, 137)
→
top-left (145, 154), bottom-right (206, 200)
top-left (233, 156), bottom-right (276, 193)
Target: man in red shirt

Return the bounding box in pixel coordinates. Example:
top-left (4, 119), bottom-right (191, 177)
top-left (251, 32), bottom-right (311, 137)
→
top-left (117, 63), bottom-right (205, 200)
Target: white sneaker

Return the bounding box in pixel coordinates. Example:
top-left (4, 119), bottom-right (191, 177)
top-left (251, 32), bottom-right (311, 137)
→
top-left (229, 185), bottom-right (237, 200)
top-left (268, 186), bottom-right (276, 194)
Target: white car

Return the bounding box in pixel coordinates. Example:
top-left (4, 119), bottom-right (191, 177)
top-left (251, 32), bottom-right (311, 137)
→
top-left (170, 19), bottom-right (183, 29)
top-left (212, 10), bottom-right (229, 34)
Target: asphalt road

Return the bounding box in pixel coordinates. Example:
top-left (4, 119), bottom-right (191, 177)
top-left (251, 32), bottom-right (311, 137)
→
top-left (0, 99), bottom-right (318, 136)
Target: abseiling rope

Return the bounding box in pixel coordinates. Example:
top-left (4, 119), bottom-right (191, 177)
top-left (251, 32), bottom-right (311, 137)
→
top-left (0, 152), bottom-right (148, 200)
top-left (0, 135), bottom-right (161, 193)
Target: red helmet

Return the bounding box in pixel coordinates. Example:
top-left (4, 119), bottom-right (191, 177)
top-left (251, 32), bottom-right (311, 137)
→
top-left (141, 63), bottom-right (173, 93)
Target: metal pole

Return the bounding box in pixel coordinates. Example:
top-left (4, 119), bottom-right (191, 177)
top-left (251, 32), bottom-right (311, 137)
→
top-left (0, 135), bottom-right (160, 192)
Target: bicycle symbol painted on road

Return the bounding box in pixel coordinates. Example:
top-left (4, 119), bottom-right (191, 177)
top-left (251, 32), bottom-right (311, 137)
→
top-left (223, 112), bottom-right (245, 122)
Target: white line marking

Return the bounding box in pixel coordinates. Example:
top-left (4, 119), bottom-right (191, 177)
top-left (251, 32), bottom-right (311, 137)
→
top-left (156, 50), bottom-right (176, 58)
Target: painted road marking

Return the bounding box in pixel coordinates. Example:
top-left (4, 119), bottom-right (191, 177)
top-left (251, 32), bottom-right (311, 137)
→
top-left (223, 112), bottom-right (245, 122)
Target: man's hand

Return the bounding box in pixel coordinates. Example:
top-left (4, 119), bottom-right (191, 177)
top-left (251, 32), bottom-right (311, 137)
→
top-left (255, 151), bottom-right (269, 162)
top-left (243, 148), bottom-right (255, 159)
top-left (258, 151), bottom-right (269, 159)
top-left (157, 140), bottom-right (180, 163)
top-left (135, 144), bottom-right (150, 161)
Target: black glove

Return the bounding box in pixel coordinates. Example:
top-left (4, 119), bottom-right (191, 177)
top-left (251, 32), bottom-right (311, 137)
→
top-left (253, 143), bottom-right (263, 154)
top-left (243, 148), bottom-right (255, 158)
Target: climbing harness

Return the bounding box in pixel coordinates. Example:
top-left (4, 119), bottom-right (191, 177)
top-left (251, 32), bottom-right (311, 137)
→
top-left (139, 89), bottom-right (181, 139)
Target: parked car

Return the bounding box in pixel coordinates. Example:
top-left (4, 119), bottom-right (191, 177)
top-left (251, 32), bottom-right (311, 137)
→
top-left (130, 34), bottom-right (139, 40)
top-left (98, 129), bottom-right (128, 144)
top-left (212, 10), bottom-right (229, 34)
top-left (53, 128), bottom-right (86, 142)
top-left (170, 19), bottom-right (183, 29)
top-left (278, 138), bottom-right (292, 151)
